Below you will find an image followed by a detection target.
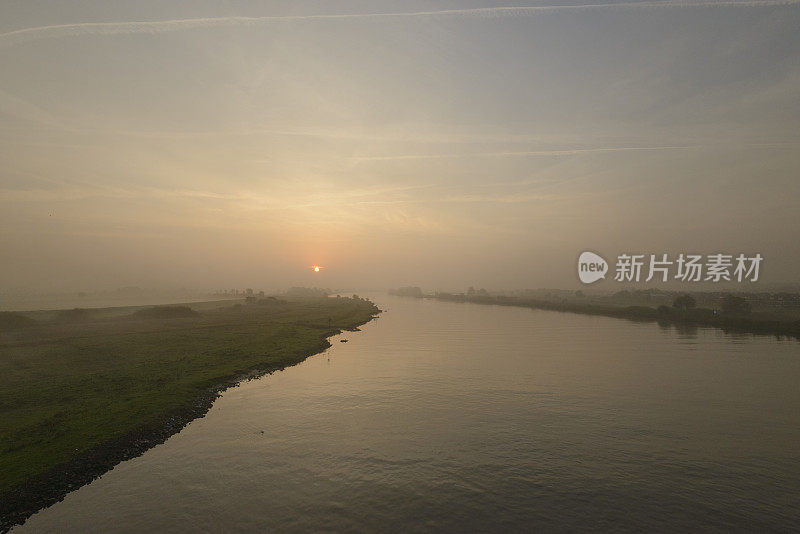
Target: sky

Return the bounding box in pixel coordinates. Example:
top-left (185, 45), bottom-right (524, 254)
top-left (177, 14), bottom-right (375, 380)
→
top-left (1, 0), bottom-right (799, 293)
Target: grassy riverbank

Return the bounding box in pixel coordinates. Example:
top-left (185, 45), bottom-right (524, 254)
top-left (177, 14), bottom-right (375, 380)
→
top-left (432, 293), bottom-right (800, 340)
top-left (0, 295), bottom-right (379, 531)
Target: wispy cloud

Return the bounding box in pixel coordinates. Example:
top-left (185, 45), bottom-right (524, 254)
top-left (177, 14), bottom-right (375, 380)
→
top-left (1, 1), bottom-right (798, 48)
top-left (351, 146), bottom-right (696, 161)
top-left (351, 141), bottom-right (800, 161)
top-left (0, 89), bottom-right (66, 128)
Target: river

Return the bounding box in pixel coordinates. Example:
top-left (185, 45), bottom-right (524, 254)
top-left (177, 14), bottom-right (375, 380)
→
top-left (14, 294), bottom-right (800, 532)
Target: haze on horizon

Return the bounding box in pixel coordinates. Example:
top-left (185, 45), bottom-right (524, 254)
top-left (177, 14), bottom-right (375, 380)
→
top-left (1, 0), bottom-right (799, 294)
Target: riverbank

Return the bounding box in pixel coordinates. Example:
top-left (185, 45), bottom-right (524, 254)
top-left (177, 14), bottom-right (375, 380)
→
top-left (432, 293), bottom-right (800, 340)
top-left (0, 296), bottom-right (380, 532)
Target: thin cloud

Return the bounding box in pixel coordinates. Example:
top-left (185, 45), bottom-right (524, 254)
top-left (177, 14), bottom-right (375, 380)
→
top-left (1, 1), bottom-right (798, 48)
top-left (352, 146), bottom-right (696, 161)
top-left (351, 141), bottom-right (800, 161)
top-left (0, 89), bottom-right (66, 128)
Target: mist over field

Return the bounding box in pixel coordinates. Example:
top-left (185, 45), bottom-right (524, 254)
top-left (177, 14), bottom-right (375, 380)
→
top-left (2, 0), bottom-right (799, 294)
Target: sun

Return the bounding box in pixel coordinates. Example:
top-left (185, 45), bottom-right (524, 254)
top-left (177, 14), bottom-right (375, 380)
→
top-left (312, 265), bottom-right (321, 272)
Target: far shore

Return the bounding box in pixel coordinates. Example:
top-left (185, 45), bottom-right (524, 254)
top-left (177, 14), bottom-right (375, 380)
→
top-left (426, 292), bottom-right (800, 340)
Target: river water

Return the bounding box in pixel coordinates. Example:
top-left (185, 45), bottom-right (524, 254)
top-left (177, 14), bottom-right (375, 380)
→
top-left (14, 295), bottom-right (800, 532)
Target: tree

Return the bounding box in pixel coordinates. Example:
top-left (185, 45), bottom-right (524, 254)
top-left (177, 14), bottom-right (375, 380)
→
top-left (393, 286), bottom-right (423, 298)
top-left (721, 294), bottom-right (751, 315)
top-left (672, 294), bottom-right (696, 311)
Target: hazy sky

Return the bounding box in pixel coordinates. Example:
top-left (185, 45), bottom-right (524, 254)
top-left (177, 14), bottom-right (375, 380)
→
top-left (1, 0), bottom-right (799, 292)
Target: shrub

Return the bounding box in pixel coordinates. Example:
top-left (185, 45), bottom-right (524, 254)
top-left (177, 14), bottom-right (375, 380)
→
top-left (672, 295), bottom-right (697, 311)
top-left (721, 295), bottom-right (751, 315)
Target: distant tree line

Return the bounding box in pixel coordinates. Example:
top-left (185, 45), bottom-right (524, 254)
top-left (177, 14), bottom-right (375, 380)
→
top-left (389, 286), bottom-right (423, 298)
top-left (433, 290), bottom-right (800, 340)
top-left (285, 287), bottom-right (331, 298)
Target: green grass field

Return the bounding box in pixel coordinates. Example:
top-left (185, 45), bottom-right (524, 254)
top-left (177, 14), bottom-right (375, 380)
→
top-left (0, 296), bottom-right (379, 494)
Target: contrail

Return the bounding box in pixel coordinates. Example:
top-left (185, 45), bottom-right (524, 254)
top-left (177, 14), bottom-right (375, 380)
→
top-left (352, 146), bottom-right (696, 161)
top-left (352, 141), bottom-right (800, 161)
top-left (1, 0), bottom-right (798, 48)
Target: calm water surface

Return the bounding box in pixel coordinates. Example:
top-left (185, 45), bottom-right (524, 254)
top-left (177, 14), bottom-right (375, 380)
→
top-left (15, 295), bottom-right (800, 532)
